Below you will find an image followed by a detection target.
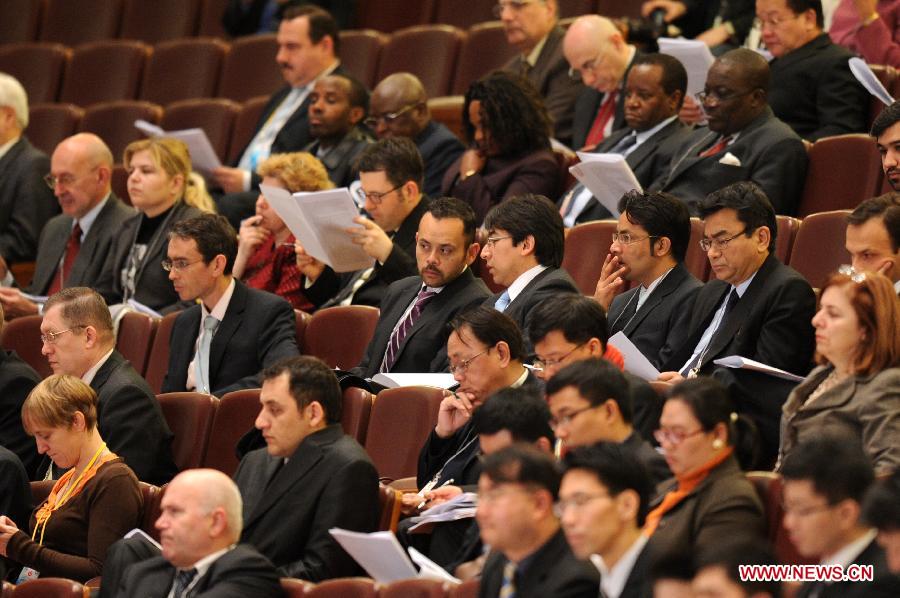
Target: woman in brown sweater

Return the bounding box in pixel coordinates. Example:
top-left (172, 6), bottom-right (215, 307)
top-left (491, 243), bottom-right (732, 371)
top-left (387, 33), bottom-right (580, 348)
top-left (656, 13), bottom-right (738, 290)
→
top-left (0, 375), bottom-right (141, 583)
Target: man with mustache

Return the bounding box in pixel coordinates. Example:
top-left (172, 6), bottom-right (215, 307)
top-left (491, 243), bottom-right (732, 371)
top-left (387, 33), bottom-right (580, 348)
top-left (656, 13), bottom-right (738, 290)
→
top-left (873, 101), bottom-right (900, 192)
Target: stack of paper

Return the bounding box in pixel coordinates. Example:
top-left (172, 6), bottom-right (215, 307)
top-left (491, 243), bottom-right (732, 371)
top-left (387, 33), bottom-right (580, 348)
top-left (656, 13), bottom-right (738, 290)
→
top-left (569, 152), bottom-right (642, 217)
top-left (608, 332), bottom-right (660, 381)
top-left (134, 120), bottom-right (222, 173)
top-left (406, 492), bottom-right (478, 532)
top-left (371, 373), bottom-right (457, 389)
top-left (657, 37), bottom-right (715, 98)
top-left (712, 356), bottom-right (805, 382)
top-left (329, 528), bottom-right (460, 584)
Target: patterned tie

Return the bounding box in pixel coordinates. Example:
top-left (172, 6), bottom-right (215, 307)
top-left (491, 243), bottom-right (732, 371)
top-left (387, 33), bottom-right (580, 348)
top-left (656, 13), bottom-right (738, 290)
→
top-left (698, 134), bottom-right (734, 158)
top-left (194, 315), bottom-right (219, 394)
top-left (494, 291), bottom-right (511, 313)
top-left (683, 288), bottom-right (740, 375)
top-left (609, 131), bottom-right (638, 154)
top-left (380, 288), bottom-right (437, 372)
top-left (499, 560), bottom-right (517, 598)
top-left (47, 223), bottom-right (82, 295)
top-left (173, 568), bottom-right (197, 598)
top-left (584, 90), bottom-right (618, 148)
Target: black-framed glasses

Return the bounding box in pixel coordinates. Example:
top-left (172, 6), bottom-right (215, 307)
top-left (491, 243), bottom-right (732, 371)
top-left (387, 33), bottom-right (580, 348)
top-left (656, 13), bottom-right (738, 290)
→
top-left (449, 349), bottom-right (488, 375)
top-left (161, 258), bottom-right (205, 272)
top-left (362, 103), bottom-right (420, 129)
top-left (355, 183), bottom-right (403, 205)
top-left (532, 342), bottom-right (586, 371)
top-left (554, 492), bottom-right (611, 516)
top-left (612, 232), bottom-right (657, 246)
top-left (695, 88), bottom-right (755, 105)
top-left (653, 427), bottom-right (706, 447)
top-left (699, 227), bottom-right (748, 252)
top-left (549, 404), bottom-right (596, 430)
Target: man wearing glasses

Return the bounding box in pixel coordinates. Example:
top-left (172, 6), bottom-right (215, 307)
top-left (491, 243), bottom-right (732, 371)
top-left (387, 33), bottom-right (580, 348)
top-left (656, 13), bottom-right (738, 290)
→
top-left (367, 73), bottom-right (463, 198)
top-left (0, 133), bottom-right (134, 319)
top-left (497, 0), bottom-right (583, 147)
top-left (651, 47), bottom-right (808, 215)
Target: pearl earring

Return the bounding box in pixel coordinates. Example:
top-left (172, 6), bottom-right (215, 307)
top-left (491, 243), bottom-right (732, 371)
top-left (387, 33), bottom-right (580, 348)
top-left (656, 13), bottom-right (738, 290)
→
top-left (712, 439), bottom-right (724, 450)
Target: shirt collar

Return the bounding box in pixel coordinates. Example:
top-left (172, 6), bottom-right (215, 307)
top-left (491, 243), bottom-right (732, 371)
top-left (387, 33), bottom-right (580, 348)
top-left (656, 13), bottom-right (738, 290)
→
top-left (524, 33), bottom-right (550, 66)
top-left (635, 115), bottom-right (677, 145)
top-left (732, 269), bottom-right (758, 297)
top-left (507, 264), bottom-right (548, 302)
top-left (894, 279), bottom-right (900, 295)
top-left (202, 278), bottom-right (237, 320)
top-left (81, 348), bottom-right (114, 385)
top-left (594, 534), bottom-right (649, 598)
top-left (820, 529), bottom-right (878, 569)
top-left (182, 545), bottom-right (235, 579)
top-left (77, 194), bottom-right (110, 237)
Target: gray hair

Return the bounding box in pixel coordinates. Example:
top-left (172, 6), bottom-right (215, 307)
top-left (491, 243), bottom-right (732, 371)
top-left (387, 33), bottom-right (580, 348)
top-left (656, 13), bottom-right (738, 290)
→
top-left (0, 72), bottom-right (28, 129)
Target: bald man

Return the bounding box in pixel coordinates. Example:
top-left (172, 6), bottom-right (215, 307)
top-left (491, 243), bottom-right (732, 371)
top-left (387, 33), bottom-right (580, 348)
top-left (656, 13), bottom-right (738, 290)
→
top-left (368, 73), bottom-right (464, 197)
top-left (0, 133), bottom-right (135, 318)
top-left (113, 470), bottom-right (282, 598)
top-left (564, 15), bottom-right (638, 151)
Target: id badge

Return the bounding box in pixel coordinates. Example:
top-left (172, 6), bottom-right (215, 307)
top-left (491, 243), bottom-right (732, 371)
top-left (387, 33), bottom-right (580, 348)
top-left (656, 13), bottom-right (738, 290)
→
top-left (15, 566), bottom-right (40, 584)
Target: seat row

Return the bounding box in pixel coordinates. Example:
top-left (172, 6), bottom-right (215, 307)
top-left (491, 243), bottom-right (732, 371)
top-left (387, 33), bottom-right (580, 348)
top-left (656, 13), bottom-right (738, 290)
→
top-left (0, 0), bottom-right (645, 47)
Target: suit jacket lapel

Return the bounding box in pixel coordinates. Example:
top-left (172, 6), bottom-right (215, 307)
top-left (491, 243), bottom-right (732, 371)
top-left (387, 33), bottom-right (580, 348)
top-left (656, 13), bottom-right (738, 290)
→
top-left (623, 265), bottom-right (688, 335)
top-left (208, 280), bottom-right (247, 382)
top-left (665, 130), bottom-right (717, 185)
top-left (69, 195), bottom-right (121, 284)
top-left (395, 270), bottom-right (475, 356)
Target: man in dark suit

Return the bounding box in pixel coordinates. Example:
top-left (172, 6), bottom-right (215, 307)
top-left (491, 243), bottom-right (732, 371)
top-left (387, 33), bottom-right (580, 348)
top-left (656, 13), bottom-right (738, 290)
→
top-left (650, 48), bottom-right (808, 215)
top-left (658, 182), bottom-right (816, 462)
top-left (560, 443), bottom-right (656, 598)
top-left (211, 5), bottom-right (346, 225)
top-left (39, 287), bottom-right (177, 484)
top-left (299, 138), bottom-right (430, 309)
top-left (547, 359), bottom-right (671, 487)
top-left (559, 53), bottom-right (692, 226)
top-left (303, 74), bottom-right (372, 188)
top-left (563, 15), bottom-right (639, 151)
top-left (0, 133), bottom-right (135, 318)
top-left (161, 214), bottom-right (299, 396)
top-left (873, 101), bottom-right (900, 191)
top-left (0, 73), bottom-right (58, 269)
top-left (693, 540), bottom-right (782, 598)
top-left (351, 197), bottom-right (489, 377)
top-left (113, 469), bottom-right (282, 598)
top-left (594, 190), bottom-right (702, 369)
top-left (498, 0), bottom-right (583, 147)
top-left (480, 194), bottom-right (578, 349)
top-left (862, 472), bottom-right (900, 574)
top-left (477, 445), bottom-right (600, 598)
top-left (0, 305), bottom-right (41, 479)
top-left (367, 73), bottom-right (464, 198)
top-left (760, 0), bottom-right (868, 141)
top-left (845, 193), bottom-right (900, 295)
top-left (783, 437), bottom-right (900, 597)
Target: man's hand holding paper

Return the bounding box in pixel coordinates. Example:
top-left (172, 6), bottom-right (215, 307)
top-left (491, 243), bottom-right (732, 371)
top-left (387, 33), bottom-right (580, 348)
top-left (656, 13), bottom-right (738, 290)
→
top-left (347, 215), bottom-right (393, 263)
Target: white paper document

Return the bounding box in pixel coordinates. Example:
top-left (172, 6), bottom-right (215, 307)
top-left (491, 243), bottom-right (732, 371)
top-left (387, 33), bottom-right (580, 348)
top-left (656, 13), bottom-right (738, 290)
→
top-left (608, 331), bottom-right (661, 381)
top-left (406, 492), bottom-right (478, 532)
top-left (260, 185), bottom-right (374, 273)
top-left (849, 57), bottom-right (895, 106)
top-left (569, 152), bottom-right (642, 217)
top-left (371, 372), bottom-right (457, 389)
top-left (134, 119), bottom-right (222, 172)
top-left (658, 37), bottom-right (715, 98)
top-left (329, 528), bottom-right (461, 584)
top-left (712, 355), bottom-right (805, 382)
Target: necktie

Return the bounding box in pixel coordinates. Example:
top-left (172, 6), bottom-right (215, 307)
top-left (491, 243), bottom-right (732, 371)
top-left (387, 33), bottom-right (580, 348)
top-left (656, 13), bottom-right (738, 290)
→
top-left (499, 560), bottom-right (517, 598)
top-left (494, 291), bottom-right (511, 313)
top-left (584, 90), bottom-right (618, 148)
top-left (698, 135), bottom-right (733, 158)
top-left (609, 131), bottom-right (638, 154)
top-left (684, 288), bottom-right (740, 376)
top-left (47, 223), bottom-right (82, 295)
top-left (194, 315), bottom-right (219, 394)
top-left (173, 568), bottom-right (197, 598)
top-left (380, 288), bottom-right (437, 372)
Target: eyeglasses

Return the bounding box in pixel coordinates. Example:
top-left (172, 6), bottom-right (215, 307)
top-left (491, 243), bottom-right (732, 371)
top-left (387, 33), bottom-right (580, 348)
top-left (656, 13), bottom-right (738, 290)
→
top-left (782, 502), bottom-right (835, 518)
top-left (549, 403), bottom-right (596, 430)
top-left (612, 232), bottom-right (657, 246)
top-left (837, 264), bottom-right (867, 283)
top-left (653, 427), bottom-right (706, 447)
top-left (492, 0), bottom-right (541, 18)
top-left (161, 258), bottom-right (205, 272)
top-left (449, 349), bottom-right (488, 375)
top-left (699, 227), bottom-right (749, 252)
top-left (754, 12), bottom-right (803, 30)
top-left (355, 183), bottom-right (403, 205)
top-left (568, 52), bottom-right (605, 81)
top-left (553, 492), bottom-right (610, 516)
top-left (362, 103), bottom-right (420, 129)
top-left (695, 88), bottom-right (755, 105)
top-left (43, 166), bottom-right (100, 190)
top-left (484, 235), bottom-right (512, 248)
top-left (40, 325), bottom-right (86, 345)
top-left (532, 342), bottom-right (585, 371)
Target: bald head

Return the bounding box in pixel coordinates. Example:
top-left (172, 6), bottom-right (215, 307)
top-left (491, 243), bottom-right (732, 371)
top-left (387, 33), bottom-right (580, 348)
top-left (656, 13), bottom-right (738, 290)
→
top-left (176, 469), bottom-right (244, 540)
top-left (49, 133), bottom-right (113, 219)
top-left (563, 16), bottom-right (632, 93)
top-left (369, 72), bottom-right (430, 139)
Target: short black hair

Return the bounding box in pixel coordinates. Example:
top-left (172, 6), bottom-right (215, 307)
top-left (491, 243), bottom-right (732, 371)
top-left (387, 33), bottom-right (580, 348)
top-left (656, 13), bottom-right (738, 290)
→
top-left (546, 358), bottom-right (632, 423)
top-left (483, 194), bottom-right (565, 268)
top-left (781, 436), bottom-right (874, 505)
top-left (356, 137), bottom-right (425, 189)
top-left (282, 4), bottom-right (341, 53)
top-left (526, 294), bottom-right (608, 350)
top-left (618, 190), bottom-right (692, 261)
top-left (695, 540), bottom-right (782, 598)
top-left (481, 443), bottom-right (562, 499)
top-left (847, 192), bottom-right (900, 251)
top-left (169, 213), bottom-right (238, 275)
top-left (716, 48), bottom-right (771, 93)
top-left (564, 443), bottom-right (654, 526)
top-left (472, 387), bottom-right (553, 444)
top-left (425, 196), bottom-right (477, 247)
top-left (871, 100), bottom-right (900, 138)
top-left (699, 181), bottom-right (777, 251)
top-left (785, 0), bottom-right (824, 28)
top-left (331, 74), bottom-right (369, 113)
top-left (261, 355), bottom-right (342, 423)
top-left (450, 306), bottom-right (525, 362)
top-left (862, 471), bottom-right (900, 531)
top-left (630, 53), bottom-right (688, 108)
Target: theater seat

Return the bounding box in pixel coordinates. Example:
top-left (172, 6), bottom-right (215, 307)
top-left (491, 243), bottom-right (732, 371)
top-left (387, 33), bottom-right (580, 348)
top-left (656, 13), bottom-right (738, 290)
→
top-left (354, 0), bottom-right (435, 31)
top-left (79, 100), bottom-right (163, 165)
top-left (378, 483), bottom-right (403, 532)
top-left (40, 0), bottom-right (123, 46)
top-left (561, 219), bottom-right (617, 294)
top-left (11, 578), bottom-right (84, 598)
top-left (0, 0), bottom-right (43, 44)
top-left (59, 40), bottom-right (150, 107)
top-left (140, 38), bottom-right (228, 106)
top-left (685, 217), bottom-right (712, 281)
top-left (559, 0), bottom-right (598, 17)
top-left (447, 579), bottom-right (480, 598)
top-left (115, 311), bottom-right (158, 376)
top-left (788, 210), bottom-right (852, 289)
top-left (451, 22), bottom-right (518, 95)
top-left (0, 43), bottom-right (70, 104)
top-left (868, 65), bottom-right (896, 129)
top-left (376, 25), bottom-right (465, 98)
top-left (379, 578), bottom-right (445, 598)
top-left (1, 315), bottom-right (50, 379)
top-left (112, 164), bottom-right (130, 206)
top-left (797, 134), bottom-right (884, 217)
top-left (203, 388), bottom-right (261, 477)
top-left (774, 215), bottom-right (800, 265)
top-left (140, 482), bottom-right (166, 540)
top-left (157, 392), bottom-right (217, 471)
top-left (342, 387), bottom-right (374, 445)
top-left (160, 98), bottom-right (241, 163)
top-left (427, 95), bottom-right (465, 141)
top-left (302, 306), bottom-right (380, 370)
top-left (745, 471), bottom-right (815, 566)
top-left (303, 578), bottom-right (376, 598)
top-left (294, 309), bottom-right (311, 353)
top-left (339, 30), bottom-right (386, 89)
top-left (227, 96), bottom-right (270, 164)
top-left (433, 0), bottom-right (496, 29)
top-left (27, 103), bottom-right (84, 156)
top-left (120, 0), bottom-right (201, 43)
top-left (198, 0), bottom-right (229, 37)
top-left (280, 578), bottom-right (313, 598)
top-left (218, 34), bottom-right (283, 102)
top-left (144, 311), bottom-right (181, 393)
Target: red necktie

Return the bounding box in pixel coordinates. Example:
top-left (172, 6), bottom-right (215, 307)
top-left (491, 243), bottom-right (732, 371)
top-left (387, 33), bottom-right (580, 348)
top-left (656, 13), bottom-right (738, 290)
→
top-left (698, 135), bottom-right (733, 158)
top-left (583, 90), bottom-right (618, 148)
top-left (47, 223), bottom-right (82, 295)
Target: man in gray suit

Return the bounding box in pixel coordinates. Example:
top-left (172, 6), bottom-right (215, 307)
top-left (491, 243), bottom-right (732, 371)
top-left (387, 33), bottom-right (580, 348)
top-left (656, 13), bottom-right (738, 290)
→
top-left (0, 133), bottom-right (134, 318)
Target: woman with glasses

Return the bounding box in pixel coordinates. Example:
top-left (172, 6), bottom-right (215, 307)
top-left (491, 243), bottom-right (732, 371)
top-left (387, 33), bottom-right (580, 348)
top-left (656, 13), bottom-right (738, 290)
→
top-left (233, 152), bottom-right (333, 311)
top-left (776, 267), bottom-right (900, 476)
top-left (644, 377), bottom-right (765, 562)
top-left (441, 70), bottom-right (560, 225)
top-left (95, 138), bottom-right (213, 314)
top-left (0, 375), bottom-right (141, 583)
